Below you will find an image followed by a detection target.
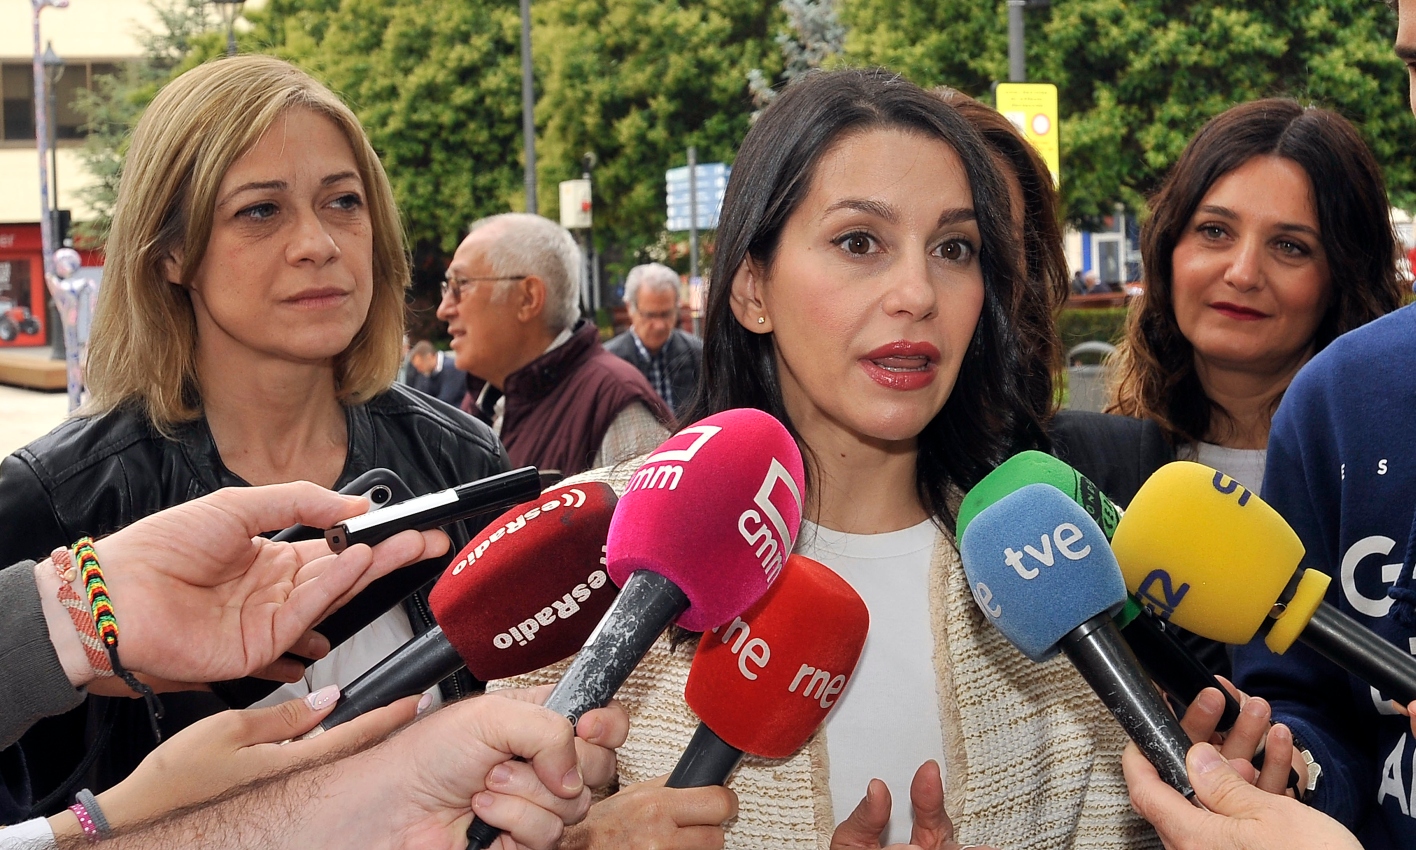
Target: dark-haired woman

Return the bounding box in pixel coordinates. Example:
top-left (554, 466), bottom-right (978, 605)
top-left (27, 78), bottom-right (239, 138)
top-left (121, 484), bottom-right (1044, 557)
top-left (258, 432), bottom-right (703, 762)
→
top-left (1107, 99), bottom-right (1403, 683)
top-left (496, 69), bottom-right (1157, 849)
top-left (1109, 98), bottom-right (1403, 496)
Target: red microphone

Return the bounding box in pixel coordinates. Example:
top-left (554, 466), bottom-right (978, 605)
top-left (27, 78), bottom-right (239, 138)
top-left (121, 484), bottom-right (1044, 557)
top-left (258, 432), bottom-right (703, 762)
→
top-left (668, 554), bottom-right (869, 787)
top-left (465, 408), bottom-right (807, 849)
top-left (312, 482), bottom-right (618, 732)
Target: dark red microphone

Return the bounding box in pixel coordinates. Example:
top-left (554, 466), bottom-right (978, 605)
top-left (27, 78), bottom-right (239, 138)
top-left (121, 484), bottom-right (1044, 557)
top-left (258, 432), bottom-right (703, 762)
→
top-left (311, 481), bottom-right (618, 732)
top-left (465, 408), bottom-right (807, 849)
top-left (668, 554), bottom-right (869, 787)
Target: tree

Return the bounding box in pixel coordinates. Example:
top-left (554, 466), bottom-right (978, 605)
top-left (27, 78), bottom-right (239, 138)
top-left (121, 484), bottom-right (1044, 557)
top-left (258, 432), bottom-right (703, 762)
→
top-left (841, 0), bottom-right (1416, 220)
top-left (72, 0), bottom-right (220, 245)
top-left (749, 0), bottom-right (847, 115)
top-left (531, 0), bottom-right (779, 280)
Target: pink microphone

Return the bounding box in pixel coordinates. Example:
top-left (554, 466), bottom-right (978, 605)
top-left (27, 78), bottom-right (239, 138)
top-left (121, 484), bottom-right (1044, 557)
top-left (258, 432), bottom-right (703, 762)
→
top-left (466, 408), bottom-right (807, 850)
top-left (542, 407), bottom-right (806, 722)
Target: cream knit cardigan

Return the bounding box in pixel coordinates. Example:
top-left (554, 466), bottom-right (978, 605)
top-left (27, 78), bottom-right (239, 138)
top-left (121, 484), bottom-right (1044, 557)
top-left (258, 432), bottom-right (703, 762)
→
top-left (491, 461), bottom-right (1160, 850)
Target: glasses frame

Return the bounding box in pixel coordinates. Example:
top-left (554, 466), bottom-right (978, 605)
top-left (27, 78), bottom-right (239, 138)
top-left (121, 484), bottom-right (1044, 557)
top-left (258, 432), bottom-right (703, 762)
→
top-left (440, 274), bottom-right (528, 301)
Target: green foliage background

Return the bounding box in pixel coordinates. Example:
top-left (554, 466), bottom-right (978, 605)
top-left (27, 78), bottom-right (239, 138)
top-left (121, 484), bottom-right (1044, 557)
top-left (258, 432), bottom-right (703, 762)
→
top-left (842, 0), bottom-right (1416, 217)
top-left (78, 0), bottom-right (1416, 305)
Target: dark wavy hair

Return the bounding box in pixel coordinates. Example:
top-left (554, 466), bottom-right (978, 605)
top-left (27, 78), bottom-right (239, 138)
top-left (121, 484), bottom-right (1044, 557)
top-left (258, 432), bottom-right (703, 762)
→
top-left (936, 87), bottom-right (1066, 426)
top-left (678, 69), bottom-right (1048, 530)
top-left (1109, 98), bottom-right (1404, 445)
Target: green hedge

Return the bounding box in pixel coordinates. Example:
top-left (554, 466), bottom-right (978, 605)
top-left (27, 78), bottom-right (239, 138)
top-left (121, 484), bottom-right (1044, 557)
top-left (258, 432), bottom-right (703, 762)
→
top-left (1058, 307), bottom-right (1129, 354)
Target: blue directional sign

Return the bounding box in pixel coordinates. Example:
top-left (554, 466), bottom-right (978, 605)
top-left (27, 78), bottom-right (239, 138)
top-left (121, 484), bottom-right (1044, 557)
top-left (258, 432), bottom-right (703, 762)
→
top-left (666, 162), bottom-right (730, 231)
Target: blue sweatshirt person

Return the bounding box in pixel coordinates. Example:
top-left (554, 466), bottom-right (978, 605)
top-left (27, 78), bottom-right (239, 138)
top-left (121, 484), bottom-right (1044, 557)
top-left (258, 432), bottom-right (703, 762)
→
top-left (1234, 303), bottom-right (1416, 848)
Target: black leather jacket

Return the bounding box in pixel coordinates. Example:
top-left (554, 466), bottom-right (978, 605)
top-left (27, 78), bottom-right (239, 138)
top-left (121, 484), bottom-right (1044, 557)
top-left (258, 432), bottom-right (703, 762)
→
top-left (0, 384), bottom-right (509, 810)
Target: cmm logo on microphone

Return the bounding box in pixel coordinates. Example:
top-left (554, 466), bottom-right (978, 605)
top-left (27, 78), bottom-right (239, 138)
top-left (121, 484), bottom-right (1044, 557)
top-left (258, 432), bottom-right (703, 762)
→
top-left (737, 458), bottom-right (803, 585)
top-left (626, 425), bottom-right (721, 493)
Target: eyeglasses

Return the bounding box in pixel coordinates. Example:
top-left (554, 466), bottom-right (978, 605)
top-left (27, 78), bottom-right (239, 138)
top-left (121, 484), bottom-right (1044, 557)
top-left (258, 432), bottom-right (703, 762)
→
top-left (440, 274), bottom-right (527, 301)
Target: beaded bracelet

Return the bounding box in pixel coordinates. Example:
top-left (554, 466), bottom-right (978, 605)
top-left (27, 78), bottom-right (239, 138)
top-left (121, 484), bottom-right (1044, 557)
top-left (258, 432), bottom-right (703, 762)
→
top-left (67, 799), bottom-right (101, 843)
top-left (71, 537), bottom-right (165, 742)
top-left (74, 789), bottom-right (112, 840)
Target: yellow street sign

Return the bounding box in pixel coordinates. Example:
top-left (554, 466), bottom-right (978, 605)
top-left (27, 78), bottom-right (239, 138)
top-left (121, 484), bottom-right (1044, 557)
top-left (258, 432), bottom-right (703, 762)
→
top-left (996, 82), bottom-right (1060, 188)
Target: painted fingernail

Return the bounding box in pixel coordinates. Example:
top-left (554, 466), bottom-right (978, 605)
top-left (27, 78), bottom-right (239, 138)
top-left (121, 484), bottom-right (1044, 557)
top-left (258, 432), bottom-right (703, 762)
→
top-left (562, 765), bottom-right (584, 793)
top-left (305, 684), bottom-right (339, 711)
top-left (1189, 743), bottom-right (1225, 776)
top-left (416, 693), bottom-right (434, 714)
top-left (489, 764), bottom-right (512, 786)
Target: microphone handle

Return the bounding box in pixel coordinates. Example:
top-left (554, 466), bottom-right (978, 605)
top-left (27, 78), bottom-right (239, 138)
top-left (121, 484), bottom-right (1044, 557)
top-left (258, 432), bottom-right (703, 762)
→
top-left (467, 570), bottom-right (690, 850)
top-left (1300, 602), bottom-right (1416, 705)
top-left (666, 723), bottom-right (747, 788)
top-left (316, 626), bottom-right (465, 732)
top-left (542, 570), bottom-right (690, 724)
top-left (1122, 609), bottom-right (1241, 731)
top-left (1059, 615), bottom-right (1195, 799)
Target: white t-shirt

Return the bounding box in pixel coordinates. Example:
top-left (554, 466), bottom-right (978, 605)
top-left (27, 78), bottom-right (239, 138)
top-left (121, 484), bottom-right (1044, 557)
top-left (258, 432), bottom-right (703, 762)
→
top-left (1182, 442), bottom-right (1268, 495)
top-left (796, 519), bottom-right (944, 845)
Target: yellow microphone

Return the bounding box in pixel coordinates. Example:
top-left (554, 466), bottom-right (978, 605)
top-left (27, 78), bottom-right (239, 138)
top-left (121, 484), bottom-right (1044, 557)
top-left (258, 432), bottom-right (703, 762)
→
top-left (1112, 461), bottom-right (1416, 704)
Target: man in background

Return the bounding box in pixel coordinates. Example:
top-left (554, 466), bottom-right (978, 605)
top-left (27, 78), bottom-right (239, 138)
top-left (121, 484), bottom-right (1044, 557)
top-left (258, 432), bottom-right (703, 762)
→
top-left (402, 340), bottom-right (467, 406)
top-left (438, 214), bottom-right (669, 477)
top-left (604, 263), bottom-right (703, 419)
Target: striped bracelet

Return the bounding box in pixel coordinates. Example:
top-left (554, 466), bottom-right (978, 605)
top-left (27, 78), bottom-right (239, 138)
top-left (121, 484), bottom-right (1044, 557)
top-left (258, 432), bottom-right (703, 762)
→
top-left (49, 546), bottom-right (114, 678)
top-left (71, 537), bottom-right (165, 742)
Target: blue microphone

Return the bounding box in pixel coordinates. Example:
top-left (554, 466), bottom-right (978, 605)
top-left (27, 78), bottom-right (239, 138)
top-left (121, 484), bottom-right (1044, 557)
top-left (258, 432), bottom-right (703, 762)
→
top-left (960, 483), bottom-right (1194, 798)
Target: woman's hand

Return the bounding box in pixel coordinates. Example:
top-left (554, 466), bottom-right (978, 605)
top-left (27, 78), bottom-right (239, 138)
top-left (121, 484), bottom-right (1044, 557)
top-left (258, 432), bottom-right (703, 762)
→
top-left (91, 481), bottom-right (448, 687)
top-left (559, 775), bottom-right (739, 850)
top-left (54, 688), bottom-right (420, 836)
top-left (830, 761), bottom-right (995, 850)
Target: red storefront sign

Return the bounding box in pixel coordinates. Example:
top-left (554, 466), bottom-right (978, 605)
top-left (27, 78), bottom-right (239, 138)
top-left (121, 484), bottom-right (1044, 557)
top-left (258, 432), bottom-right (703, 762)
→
top-left (0, 223), bottom-right (103, 347)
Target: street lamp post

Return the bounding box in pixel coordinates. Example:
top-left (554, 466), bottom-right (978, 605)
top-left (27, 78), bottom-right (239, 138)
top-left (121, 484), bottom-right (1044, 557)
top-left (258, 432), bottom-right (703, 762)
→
top-left (519, 0), bottom-right (537, 214)
top-left (211, 0), bottom-right (245, 57)
top-left (43, 41), bottom-right (62, 225)
top-left (43, 41), bottom-right (65, 360)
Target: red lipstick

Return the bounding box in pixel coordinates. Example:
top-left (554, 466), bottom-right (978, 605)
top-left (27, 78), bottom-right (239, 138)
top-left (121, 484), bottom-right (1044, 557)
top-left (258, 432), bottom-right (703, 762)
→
top-left (859, 341), bottom-right (940, 391)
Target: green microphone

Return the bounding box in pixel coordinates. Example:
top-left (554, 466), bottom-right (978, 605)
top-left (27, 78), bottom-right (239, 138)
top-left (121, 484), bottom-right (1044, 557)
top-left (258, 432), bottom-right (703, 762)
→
top-left (959, 450), bottom-right (1240, 731)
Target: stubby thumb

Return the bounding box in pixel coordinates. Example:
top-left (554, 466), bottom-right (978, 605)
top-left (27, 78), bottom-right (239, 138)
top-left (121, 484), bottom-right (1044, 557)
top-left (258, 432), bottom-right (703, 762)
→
top-left (832, 778), bottom-right (892, 850)
top-left (1187, 742), bottom-right (1275, 818)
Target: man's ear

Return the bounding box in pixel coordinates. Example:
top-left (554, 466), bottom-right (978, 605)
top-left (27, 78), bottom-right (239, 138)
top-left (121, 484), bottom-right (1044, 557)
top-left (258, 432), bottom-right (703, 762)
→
top-left (728, 259), bottom-right (772, 334)
top-left (515, 275), bottom-right (548, 324)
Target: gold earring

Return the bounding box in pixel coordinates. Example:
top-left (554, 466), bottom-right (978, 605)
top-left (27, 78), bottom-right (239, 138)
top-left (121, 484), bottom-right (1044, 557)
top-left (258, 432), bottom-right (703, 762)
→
top-left (757, 317), bottom-right (765, 325)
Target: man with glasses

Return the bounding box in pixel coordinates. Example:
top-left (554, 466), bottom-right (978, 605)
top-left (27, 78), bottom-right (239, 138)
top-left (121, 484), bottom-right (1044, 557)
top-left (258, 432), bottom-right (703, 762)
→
top-left (604, 263), bottom-right (703, 419)
top-left (437, 214), bottom-right (671, 477)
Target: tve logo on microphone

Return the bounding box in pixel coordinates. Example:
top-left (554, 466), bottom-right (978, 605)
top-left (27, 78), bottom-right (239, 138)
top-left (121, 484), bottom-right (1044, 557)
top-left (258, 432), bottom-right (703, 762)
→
top-left (960, 484), bottom-right (1126, 662)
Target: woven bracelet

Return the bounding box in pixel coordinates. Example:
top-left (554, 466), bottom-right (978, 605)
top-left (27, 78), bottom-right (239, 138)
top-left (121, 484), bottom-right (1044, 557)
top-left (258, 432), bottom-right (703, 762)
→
top-left (72, 537), bottom-right (166, 742)
top-left (49, 547), bottom-right (114, 678)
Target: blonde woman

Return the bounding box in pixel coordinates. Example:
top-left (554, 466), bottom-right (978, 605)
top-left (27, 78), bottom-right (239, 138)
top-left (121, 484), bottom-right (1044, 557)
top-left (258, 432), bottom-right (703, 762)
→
top-left (0, 56), bottom-right (506, 813)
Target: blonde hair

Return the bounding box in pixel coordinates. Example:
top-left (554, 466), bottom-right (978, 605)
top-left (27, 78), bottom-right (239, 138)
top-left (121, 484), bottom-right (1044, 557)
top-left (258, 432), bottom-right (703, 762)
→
top-left (85, 55), bottom-right (409, 430)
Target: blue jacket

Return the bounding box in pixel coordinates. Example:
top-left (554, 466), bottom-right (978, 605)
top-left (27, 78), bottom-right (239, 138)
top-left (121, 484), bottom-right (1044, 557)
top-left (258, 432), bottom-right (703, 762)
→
top-left (1233, 303), bottom-right (1416, 848)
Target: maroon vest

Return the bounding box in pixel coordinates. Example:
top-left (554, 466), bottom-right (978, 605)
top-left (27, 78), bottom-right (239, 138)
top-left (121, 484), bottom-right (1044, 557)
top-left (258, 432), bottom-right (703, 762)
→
top-left (466, 320), bottom-right (672, 476)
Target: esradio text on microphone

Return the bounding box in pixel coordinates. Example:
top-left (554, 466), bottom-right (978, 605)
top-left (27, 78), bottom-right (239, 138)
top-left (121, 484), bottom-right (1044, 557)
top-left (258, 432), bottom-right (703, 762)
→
top-left (493, 567), bottom-right (611, 649)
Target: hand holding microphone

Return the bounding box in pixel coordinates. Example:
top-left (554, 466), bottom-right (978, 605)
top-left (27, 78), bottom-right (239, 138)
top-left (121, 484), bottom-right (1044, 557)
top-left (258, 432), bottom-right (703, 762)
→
top-left (467, 407), bottom-right (809, 848)
top-left (959, 483), bottom-right (1194, 798)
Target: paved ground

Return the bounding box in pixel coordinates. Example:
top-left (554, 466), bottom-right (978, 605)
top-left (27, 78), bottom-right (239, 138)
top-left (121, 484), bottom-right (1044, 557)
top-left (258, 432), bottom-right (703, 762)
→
top-left (0, 383), bottom-right (69, 457)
